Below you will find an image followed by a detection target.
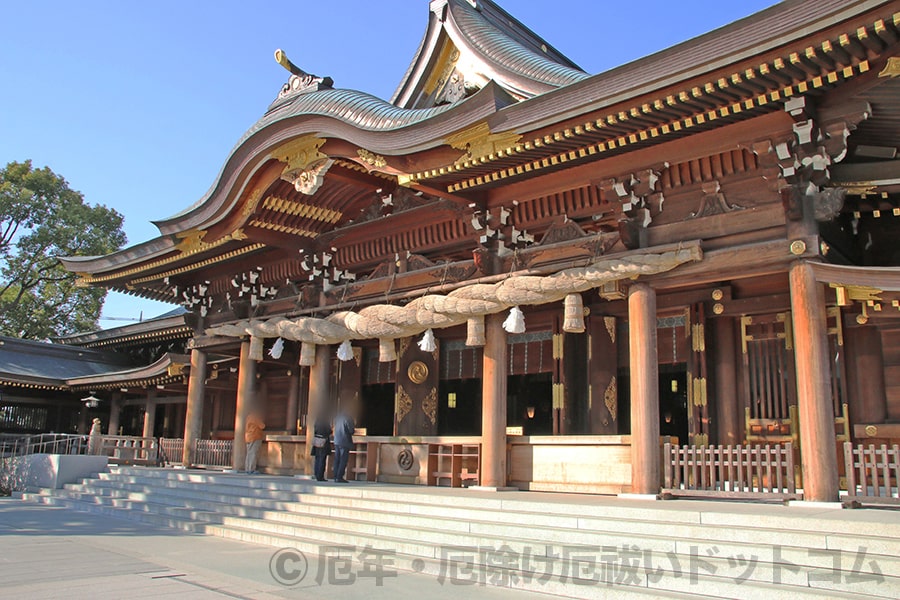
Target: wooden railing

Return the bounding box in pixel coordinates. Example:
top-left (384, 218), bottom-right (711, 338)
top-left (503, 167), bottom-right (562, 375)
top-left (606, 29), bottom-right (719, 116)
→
top-left (843, 442), bottom-right (900, 507)
top-left (159, 437), bottom-right (184, 465)
top-left (663, 443), bottom-right (800, 500)
top-left (193, 439), bottom-right (233, 469)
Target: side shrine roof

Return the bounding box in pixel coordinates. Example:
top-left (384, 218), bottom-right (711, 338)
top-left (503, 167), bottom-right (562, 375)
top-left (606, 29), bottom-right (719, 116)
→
top-left (0, 337), bottom-right (132, 389)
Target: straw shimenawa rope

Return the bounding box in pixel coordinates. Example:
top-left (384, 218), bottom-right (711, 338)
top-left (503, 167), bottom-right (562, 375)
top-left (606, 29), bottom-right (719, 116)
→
top-left (207, 246), bottom-right (700, 353)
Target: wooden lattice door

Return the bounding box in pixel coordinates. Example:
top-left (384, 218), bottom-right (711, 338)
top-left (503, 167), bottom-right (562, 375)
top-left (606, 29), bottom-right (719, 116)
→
top-left (740, 312), bottom-right (798, 444)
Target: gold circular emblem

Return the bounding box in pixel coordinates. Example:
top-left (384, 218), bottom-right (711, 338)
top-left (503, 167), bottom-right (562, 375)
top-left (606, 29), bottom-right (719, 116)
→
top-left (711, 288), bottom-right (724, 301)
top-left (713, 303), bottom-right (725, 315)
top-left (790, 239), bottom-right (807, 255)
top-left (408, 361), bottom-right (429, 384)
top-left (865, 425), bottom-right (878, 437)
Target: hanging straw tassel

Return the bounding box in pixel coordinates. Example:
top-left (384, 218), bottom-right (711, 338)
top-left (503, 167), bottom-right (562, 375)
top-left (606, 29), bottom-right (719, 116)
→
top-left (502, 306), bottom-right (526, 334)
top-left (562, 293), bottom-right (586, 333)
top-left (268, 337), bottom-right (285, 359)
top-left (418, 328), bottom-right (437, 352)
top-left (337, 340), bottom-right (354, 361)
top-left (248, 336), bottom-right (264, 361)
top-left (378, 338), bottom-right (396, 362)
top-left (299, 342), bottom-right (316, 366)
top-left (466, 316), bottom-right (486, 347)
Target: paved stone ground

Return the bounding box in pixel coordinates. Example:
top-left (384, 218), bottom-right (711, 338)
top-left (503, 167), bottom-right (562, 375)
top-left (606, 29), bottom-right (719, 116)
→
top-left (0, 500), bottom-right (555, 600)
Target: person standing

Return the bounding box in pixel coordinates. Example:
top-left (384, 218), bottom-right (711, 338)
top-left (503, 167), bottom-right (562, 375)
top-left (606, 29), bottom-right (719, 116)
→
top-left (245, 411), bottom-right (266, 474)
top-left (311, 415), bottom-right (332, 482)
top-left (332, 408), bottom-right (355, 483)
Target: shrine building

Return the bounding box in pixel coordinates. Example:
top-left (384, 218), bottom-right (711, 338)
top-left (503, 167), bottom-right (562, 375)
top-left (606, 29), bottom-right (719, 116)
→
top-left (59, 0), bottom-right (900, 502)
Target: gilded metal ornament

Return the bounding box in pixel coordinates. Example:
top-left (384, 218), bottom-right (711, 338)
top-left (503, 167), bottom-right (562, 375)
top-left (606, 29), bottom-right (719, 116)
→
top-left (408, 360), bottom-right (429, 384)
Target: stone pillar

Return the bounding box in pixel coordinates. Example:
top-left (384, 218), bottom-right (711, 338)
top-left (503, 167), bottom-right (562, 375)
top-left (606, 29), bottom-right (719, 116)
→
top-left (183, 347), bottom-right (208, 467)
top-left (850, 325), bottom-right (888, 425)
top-left (789, 261), bottom-right (839, 502)
top-left (107, 393), bottom-right (121, 436)
top-left (629, 282), bottom-right (660, 495)
top-left (142, 391), bottom-right (157, 438)
top-left (286, 368), bottom-right (300, 435)
top-left (481, 312), bottom-right (508, 488)
top-left (233, 340), bottom-right (257, 471)
top-left (712, 317), bottom-right (740, 445)
top-left (304, 344), bottom-right (331, 475)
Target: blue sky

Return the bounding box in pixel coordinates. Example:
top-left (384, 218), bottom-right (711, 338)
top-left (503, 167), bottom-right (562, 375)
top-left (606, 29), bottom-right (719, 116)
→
top-left (0, 0), bottom-right (779, 327)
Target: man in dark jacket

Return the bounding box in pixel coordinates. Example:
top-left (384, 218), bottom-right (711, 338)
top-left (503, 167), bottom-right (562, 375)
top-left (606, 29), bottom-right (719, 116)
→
top-left (332, 408), bottom-right (355, 483)
top-left (311, 415), bottom-right (332, 482)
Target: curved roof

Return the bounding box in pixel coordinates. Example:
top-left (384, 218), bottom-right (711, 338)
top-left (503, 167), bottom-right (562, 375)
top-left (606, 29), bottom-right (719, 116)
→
top-left (61, 0), bottom-right (898, 284)
top-left (391, 0), bottom-right (587, 108)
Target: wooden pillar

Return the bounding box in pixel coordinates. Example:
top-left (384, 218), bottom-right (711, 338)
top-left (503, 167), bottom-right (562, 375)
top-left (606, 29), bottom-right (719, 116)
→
top-left (286, 368), bottom-right (300, 434)
top-left (182, 347), bottom-right (207, 467)
top-left (77, 406), bottom-right (90, 435)
top-left (481, 312), bottom-right (508, 488)
top-left (233, 340), bottom-right (257, 471)
top-left (849, 325), bottom-right (888, 424)
top-left (142, 390), bottom-right (158, 438)
top-left (108, 393), bottom-right (121, 436)
top-left (712, 317), bottom-right (740, 445)
top-left (304, 344), bottom-right (331, 475)
top-left (629, 282), bottom-right (660, 495)
top-left (789, 261), bottom-right (839, 502)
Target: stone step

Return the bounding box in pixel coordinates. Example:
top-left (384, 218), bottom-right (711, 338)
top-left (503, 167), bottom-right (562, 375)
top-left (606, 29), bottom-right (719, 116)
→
top-left (83, 473), bottom-right (900, 552)
top-left (29, 491), bottom-right (877, 599)
top-left (24, 483), bottom-right (899, 595)
top-left (30, 468), bottom-right (899, 599)
top-left (102, 467), bottom-right (900, 540)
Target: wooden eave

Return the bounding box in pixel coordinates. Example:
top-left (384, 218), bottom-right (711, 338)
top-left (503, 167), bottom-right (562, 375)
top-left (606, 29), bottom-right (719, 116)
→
top-left (66, 353), bottom-right (190, 391)
top-left (405, 6), bottom-right (900, 194)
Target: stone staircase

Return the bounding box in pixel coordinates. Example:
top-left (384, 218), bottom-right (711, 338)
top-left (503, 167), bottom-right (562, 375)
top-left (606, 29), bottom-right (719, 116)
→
top-left (15, 466), bottom-right (900, 599)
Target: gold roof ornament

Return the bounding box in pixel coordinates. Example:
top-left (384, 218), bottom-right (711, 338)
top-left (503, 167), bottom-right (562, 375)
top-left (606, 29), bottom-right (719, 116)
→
top-left (273, 49), bottom-right (333, 99)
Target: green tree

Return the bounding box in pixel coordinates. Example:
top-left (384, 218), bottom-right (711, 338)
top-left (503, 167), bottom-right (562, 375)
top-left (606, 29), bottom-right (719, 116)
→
top-left (0, 160), bottom-right (126, 339)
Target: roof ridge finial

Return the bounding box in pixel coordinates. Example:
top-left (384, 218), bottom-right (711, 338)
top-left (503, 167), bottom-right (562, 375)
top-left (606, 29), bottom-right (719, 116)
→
top-left (274, 49), bottom-right (334, 100)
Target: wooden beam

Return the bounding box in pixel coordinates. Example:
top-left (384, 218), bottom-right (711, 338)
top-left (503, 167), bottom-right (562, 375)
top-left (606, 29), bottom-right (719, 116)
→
top-left (488, 111), bottom-right (793, 205)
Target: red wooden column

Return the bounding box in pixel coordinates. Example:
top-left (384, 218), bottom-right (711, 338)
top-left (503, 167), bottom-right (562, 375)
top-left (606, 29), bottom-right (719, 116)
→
top-left (182, 347), bottom-right (207, 467)
top-left (304, 344), bottom-right (331, 475)
top-left (789, 261), bottom-right (839, 502)
top-left (712, 317), bottom-right (740, 445)
top-left (481, 312), bottom-right (508, 488)
top-left (233, 340), bottom-right (257, 471)
top-left (629, 282), bottom-right (660, 495)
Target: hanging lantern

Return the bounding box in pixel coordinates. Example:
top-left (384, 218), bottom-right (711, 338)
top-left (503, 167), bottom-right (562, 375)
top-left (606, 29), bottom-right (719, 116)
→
top-left (418, 328), bottom-right (437, 352)
top-left (562, 294), bottom-right (585, 333)
top-left (337, 340), bottom-right (354, 361)
top-left (502, 306), bottom-right (526, 334)
top-left (466, 316), bottom-right (485, 347)
top-left (299, 342), bottom-right (316, 366)
top-left (268, 337), bottom-right (285, 359)
top-left (248, 336), bottom-right (264, 361)
top-left (378, 338), bottom-right (396, 362)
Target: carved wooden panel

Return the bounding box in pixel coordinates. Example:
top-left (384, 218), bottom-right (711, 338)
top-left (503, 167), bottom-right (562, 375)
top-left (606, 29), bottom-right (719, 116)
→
top-left (589, 315), bottom-right (618, 435)
top-left (395, 336), bottom-right (439, 436)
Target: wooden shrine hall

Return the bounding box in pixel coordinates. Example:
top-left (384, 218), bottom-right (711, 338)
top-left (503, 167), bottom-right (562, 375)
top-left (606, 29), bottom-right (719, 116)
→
top-left (62, 0), bottom-right (900, 502)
